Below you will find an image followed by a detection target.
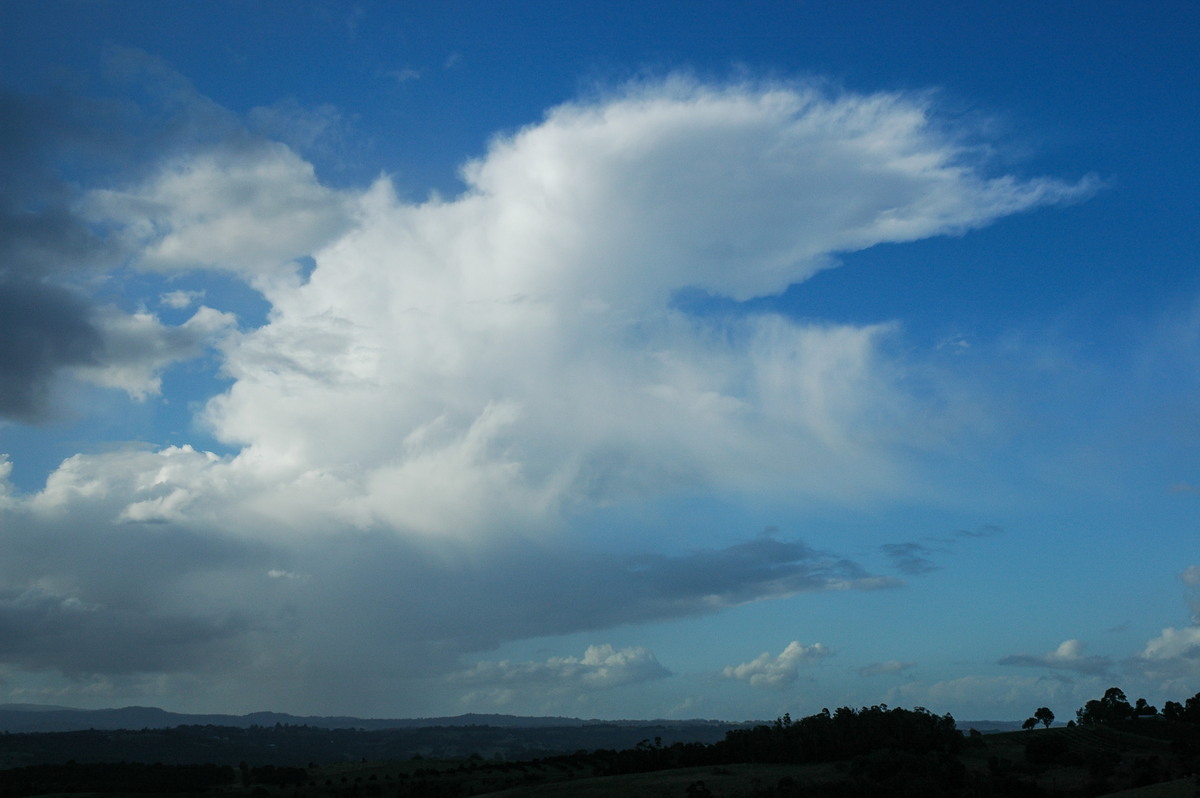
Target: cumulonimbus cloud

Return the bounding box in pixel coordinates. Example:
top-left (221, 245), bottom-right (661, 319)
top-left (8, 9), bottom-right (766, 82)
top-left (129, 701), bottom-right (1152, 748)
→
top-left (0, 70), bottom-right (1096, 708)
top-left (178, 78), bottom-right (1096, 541)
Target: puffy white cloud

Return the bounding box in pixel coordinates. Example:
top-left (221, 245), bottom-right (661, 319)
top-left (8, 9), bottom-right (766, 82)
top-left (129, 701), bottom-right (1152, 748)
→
top-left (722, 641), bottom-right (831, 688)
top-left (184, 80), bottom-right (1092, 541)
top-left (1133, 627), bottom-right (1200, 693)
top-left (1122, 571), bottom-right (1200, 692)
top-left (998, 639), bottom-right (1111, 675)
top-left (84, 143), bottom-right (353, 284)
top-left (27, 444), bottom-right (228, 522)
top-left (1140, 627), bottom-right (1200, 661)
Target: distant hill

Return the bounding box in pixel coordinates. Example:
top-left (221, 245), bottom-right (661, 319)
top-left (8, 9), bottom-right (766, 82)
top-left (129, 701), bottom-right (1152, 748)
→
top-left (0, 704), bottom-right (743, 734)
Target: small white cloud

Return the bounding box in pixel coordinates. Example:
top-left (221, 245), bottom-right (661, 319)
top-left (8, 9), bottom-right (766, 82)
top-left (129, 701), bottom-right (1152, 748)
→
top-left (266, 569), bottom-right (309, 581)
top-left (937, 335), bottom-right (971, 353)
top-left (449, 645), bottom-right (671, 710)
top-left (722, 641), bottom-right (831, 689)
top-left (454, 644), bottom-right (670, 692)
top-left (858, 660), bottom-right (917, 677)
top-left (159, 289), bottom-right (206, 309)
top-left (387, 67), bottom-right (421, 84)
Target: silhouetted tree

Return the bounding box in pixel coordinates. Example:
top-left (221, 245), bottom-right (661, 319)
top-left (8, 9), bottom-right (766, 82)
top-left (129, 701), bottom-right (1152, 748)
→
top-left (1034, 707), bottom-right (1055, 728)
top-left (1133, 697), bottom-right (1158, 718)
top-left (1077, 687), bottom-right (1133, 725)
top-left (1022, 718), bottom-right (1038, 731)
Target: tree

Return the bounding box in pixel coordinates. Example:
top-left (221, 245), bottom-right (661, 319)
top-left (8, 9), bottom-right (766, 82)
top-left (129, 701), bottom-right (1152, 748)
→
top-left (1022, 717), bottom-right (1038, 731)
top-left (1077, 687), bottom-right (1133, 725)
top-left (1034, 707), bottom-right (1055, 728)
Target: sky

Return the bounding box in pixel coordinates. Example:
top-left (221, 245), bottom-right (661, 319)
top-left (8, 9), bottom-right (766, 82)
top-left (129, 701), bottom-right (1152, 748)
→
top-left (0, 0), bottom-right (1198, 723)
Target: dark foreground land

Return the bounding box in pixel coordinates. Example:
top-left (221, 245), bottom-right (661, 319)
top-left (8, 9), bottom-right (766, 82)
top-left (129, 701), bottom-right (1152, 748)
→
top-left (3, 692), bottom-right (1200, 797)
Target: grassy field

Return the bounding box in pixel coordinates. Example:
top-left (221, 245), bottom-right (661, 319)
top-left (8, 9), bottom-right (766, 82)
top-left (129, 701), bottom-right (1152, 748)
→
top-left (5, 719), bottom-right (1198, 796)
top-left (1102, 777), bottom-right (1200, 798)
top-left (269, 723), bottom-right (1197, 797)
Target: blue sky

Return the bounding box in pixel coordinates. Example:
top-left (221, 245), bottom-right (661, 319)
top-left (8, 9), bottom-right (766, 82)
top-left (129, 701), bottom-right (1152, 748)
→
top-left (0, 0), bottom-right (1198, 723)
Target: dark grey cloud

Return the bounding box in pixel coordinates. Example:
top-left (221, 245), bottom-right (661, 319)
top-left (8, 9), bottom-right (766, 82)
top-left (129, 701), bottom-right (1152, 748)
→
top-left (953, 524), bottom-right (1003, 539)
top-left (0, 88), bottom-right (126, 420)
top-left (0, 280), bottom-right (102, 420)
top-left (998, 640), bottom-right (1111, 676)
top-left (0, 488), bottom-right (897, 696)
top-left (0, 53), bottom-right (282, 422)
top-left (269, 533), bottom-right (898, 679)
top-left (881, 525), bottom-right (1000, 576)
top-left (0, 585), bottom-right (247, 675)
top-left (857, 660), bottom-right (917, 677)
top-left (469, 537), bottom-right (898, 643)
top-left (881, 542), bottom-right (940, 575)
top-left (997, 652), bottom-right (1110, 675)
top-left (0, 86), bottom-right (128, 278)
top-left (0, 502), bottom-right (273, 677)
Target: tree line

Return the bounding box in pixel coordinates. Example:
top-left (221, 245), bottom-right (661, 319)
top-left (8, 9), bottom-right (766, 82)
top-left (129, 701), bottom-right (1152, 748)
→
top-left (1022, 686), bottom-right (1200, 729)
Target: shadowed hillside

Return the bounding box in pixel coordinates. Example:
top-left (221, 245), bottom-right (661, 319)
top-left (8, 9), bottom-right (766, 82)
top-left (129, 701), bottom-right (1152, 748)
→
top-left (2, 688), bottom-right (1200, 796)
